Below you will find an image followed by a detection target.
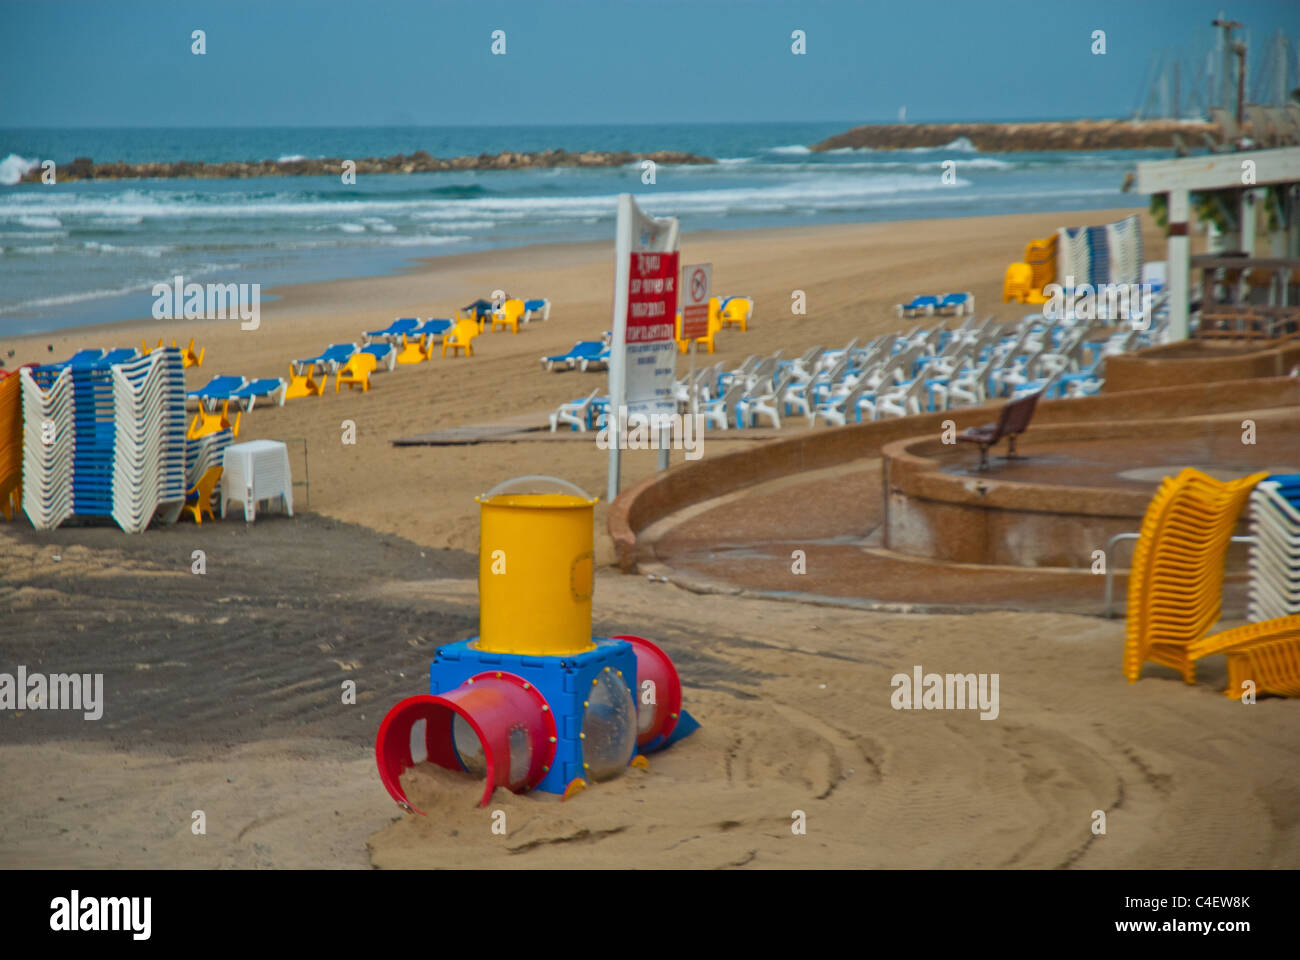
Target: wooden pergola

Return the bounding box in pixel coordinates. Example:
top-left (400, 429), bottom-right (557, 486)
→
top-left (1191, 253), bottom-right (1300, 338)
top-left (1136, 146), bottom-right (1300, 339)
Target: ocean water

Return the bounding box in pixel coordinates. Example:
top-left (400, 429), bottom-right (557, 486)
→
top-left (0, 123), bottom-right (1167, 336)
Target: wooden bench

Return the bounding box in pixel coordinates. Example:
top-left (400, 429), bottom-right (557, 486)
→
top-left (956, 391), bottom-right (1041, 470)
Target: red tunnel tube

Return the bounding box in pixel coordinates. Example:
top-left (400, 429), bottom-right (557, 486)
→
top-left (614, 635), bottom-right (683, 749)
top-left (375, 672), bottom-right (557, 813)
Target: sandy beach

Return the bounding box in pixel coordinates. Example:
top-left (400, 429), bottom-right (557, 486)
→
top-left (7, 207), bottom-right (1298, 871)
top-left (3, 207), bottom-right (1169, 557)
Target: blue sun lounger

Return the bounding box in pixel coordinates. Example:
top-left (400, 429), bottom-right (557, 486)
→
top-left (295, 343), bottom-right (357, 375)
top-left (229, 377), bottom-right (287, 411)
top-left (360, 342), bottom-right (396, 371)
top-left (363, 317), bottom-right (420, 344)
top-left (51, 348), bottom-right (105, 369)
top-left (101, 347), bottom-right (140, 365)
top-left (579, 348), bottom-right (611, 372)
top-left (541, 340), bottom-right (603, 372)
top-left (463, 299), bottom-right (495, 322)
top-left (937, 292), bottom-right (974, 316)
top-left (414, 318), bottom-right (454, 339)
top-left (896, 296), bottom-right (940, 318)
top-left (187, 375), bottom-right (247, 410)
top-left (523, 299), bottom-right (550, 321)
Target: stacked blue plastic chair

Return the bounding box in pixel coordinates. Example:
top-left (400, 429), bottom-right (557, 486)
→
top-left (111, 349), bottom-right (188, 533)
top-left (1247, 475), bottom-right (1300, 622)
top-left (20, 366), bottom-right (76, 530)
top-left (68, 358), bottom-right (117, 520)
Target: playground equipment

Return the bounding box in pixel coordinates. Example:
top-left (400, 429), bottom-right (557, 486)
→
top-left (376, 476), bottom-right (698, 811)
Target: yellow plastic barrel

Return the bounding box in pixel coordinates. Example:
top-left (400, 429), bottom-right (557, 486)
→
top-left (475, 476), bottom-right (598, 656)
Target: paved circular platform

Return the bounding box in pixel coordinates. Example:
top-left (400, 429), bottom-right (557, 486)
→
top-left (638, 409), bottom-right (1299, 616)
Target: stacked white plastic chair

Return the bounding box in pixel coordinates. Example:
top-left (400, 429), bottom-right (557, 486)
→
top-left (111, 349), bottom-right (188, 533)
top-left (20, 366), bottom-right (75, 530)
top-left (1247, 476), bottom-right (1300, 622)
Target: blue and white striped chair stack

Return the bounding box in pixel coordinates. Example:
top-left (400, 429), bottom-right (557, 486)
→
top-left (1247, 476), bottom-right (1300, 622)
top-left (111, 349), bottom-right (188, 533)
top-left (19, 348), bottom-right (188, 533)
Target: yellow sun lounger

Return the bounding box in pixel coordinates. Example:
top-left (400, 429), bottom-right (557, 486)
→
top-left (336, 352), bottom-right (378, 392)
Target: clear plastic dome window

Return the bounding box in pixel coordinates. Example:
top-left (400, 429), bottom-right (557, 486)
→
top-left (582, 672), bottom-right (637, 782)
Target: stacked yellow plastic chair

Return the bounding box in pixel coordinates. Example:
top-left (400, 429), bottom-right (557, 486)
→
top-left (0, 373), bottom-right (22, 520)
top-left (1002, 235), bottom-right (1057, 304)
top-left (1124, 468), bottom-right (1267, 684)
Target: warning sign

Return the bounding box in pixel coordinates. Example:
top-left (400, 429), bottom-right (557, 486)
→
top-left (680, 263), bottom-right (711, 341)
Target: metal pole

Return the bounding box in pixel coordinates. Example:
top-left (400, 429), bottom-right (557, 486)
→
top-left (1105, 532), bottom-right (1254, 618)
top-left (607, 196), bottom-right (632, 504)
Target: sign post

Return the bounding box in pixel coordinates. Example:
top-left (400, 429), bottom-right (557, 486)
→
top-left (679, 263), bottom-right (712, 428)
top-left (607, 194), bottom-right (680, 503)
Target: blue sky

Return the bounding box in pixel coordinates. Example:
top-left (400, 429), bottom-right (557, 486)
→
top-left (2, 0), bottom-right (1296, 126)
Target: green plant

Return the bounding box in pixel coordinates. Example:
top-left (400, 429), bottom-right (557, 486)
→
top-left (1150, 192), bottom-right (1168, 228)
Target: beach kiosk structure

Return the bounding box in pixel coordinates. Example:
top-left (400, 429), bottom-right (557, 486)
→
top-left (1135, 145), bottom-right (1300, 340)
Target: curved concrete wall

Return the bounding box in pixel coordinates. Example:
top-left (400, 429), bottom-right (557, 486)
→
top-left (1105, 339), bottom-right (1300, 394)
top-left (609, 376), bottom-right (1300, 571)
top-left (882, 420), bottom-right (1225, 568)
